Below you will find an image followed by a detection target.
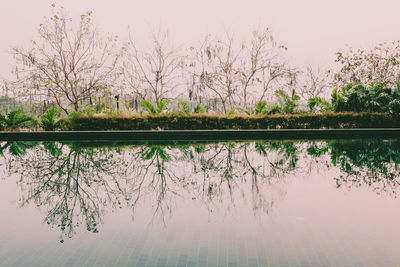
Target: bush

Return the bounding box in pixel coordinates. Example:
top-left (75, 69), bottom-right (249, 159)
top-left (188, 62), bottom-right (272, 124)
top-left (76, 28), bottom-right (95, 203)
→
top-left (194, 104), bottom-right (206, 114)
top-left (275, 89), bottom-right (300, 114)
top-left (254, 101), bottom-right (268, 115)
top-left (267, 105), bottom-right (282, 115)
top-left (0, 108), bottom-right (36, 131)
top-left (41, 107), bottom-right (65, 131)
top-left (331, 83), bottom-right (400, 113)
top-left (177, 99), bottom-right (190, 115)
top-left (307, 97), bottom-right (332, 113)
top-left (70, 112), bottom-right (400, 131)
top-left (139, 99), bottom-right (170, 115)
top-left (83, 107), bottom-right (95, 117)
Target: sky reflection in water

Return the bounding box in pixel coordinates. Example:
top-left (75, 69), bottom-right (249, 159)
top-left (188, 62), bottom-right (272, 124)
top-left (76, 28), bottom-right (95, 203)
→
top-left (0, 139), bottom-right (399, 266)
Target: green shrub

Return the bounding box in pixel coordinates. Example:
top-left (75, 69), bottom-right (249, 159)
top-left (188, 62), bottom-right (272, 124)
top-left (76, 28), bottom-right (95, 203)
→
top-left (177, 99), bottom-right (190, 115)
top-left (226, 109), bottom-right (235, 116)
top-left (331, 83), bottom-right (400, 113)
top-left (307, 97), bottom-right (332, 113)
top-left (41, 107), bottom-right (65, 131)
top-left (254, 101), bottom-right (268, 115)
top-left (236, 106), bottom-right (250, 115)
top-left (275, 89), bottom-right (300, 114)
top-left (194, 104), bottom-right (206, 114)
top-left (0, 108), bottom-right (36, 131)
top-left (139, 100), bottom-right (156, 114)
top-left (70, 112), bottom-right (400, 131)
top-left (68, 110), bottom-right (82, 120)
top-left (139, 99), bottom-right (170, 115)
top-left (83, 107), bottom-right (95, 117)
top-left (267, 105), bottom-right (282, 115)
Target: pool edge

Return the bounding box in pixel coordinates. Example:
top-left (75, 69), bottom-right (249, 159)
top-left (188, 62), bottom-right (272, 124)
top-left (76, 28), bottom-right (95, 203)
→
top-left (0, 128), bottom-right (399, 141)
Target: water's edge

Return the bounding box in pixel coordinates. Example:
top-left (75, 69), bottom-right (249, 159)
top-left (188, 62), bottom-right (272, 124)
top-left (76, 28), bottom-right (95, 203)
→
top-left (0, 128), bottom-right (399, 141)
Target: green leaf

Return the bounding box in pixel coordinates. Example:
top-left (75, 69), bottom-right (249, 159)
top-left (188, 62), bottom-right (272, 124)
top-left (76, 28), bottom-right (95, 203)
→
top-left (194, 104), bottom-right (206, 114)
top-left (254, 100), bottom-right (268, 115)
top-left (236, 106), bottom-right (250, 115)
top-left (4, 108), bottom-right (35, 130)
top-left (141, 147), bottom-right (156, 160)
top-left (41, 107), bottom-right (63, 131)
top-left (226, 109), bottom-right (235, 116)
top-left (139, 100), bottom-right (156, 114)
top-left (157, 148), bottom-right (171, 162)
top-left (177, 99), bottom-right (189, 114)
top-left (156, 99), bottom-right (170, 114)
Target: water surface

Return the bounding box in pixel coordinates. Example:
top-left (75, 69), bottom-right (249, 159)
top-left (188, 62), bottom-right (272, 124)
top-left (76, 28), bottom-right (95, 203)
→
top-left (0, 139), bottom-right (399, 266)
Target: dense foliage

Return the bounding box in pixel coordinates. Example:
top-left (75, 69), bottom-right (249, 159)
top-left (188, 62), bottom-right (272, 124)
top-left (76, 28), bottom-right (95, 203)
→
top-left (70, 112), bottom-right (399, 131)
top-left (2, 82), bottom-right (400, 131)
top-left (0, 108), bottom-right (36, 130)
top-left (40, 108), bottom-right (65, 131)
top-left (332, 83), bottom-right (400, 113)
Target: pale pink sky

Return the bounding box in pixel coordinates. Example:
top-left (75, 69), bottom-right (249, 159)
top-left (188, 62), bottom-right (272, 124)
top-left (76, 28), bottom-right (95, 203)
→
top-left (1, 0), bottom-right (400, 79)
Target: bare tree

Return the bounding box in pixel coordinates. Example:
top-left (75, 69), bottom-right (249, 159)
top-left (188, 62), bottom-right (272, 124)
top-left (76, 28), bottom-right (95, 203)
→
top-left (191, 33), bottom-right (240, 112)
top-left (12, 5), bottom-right (121, 114)
top-left (190, 28), bottom-right (293, 112)
top-left (296, 65), bottom-right (330, 100)
top-left (122, 29), bottom-right (184, 105)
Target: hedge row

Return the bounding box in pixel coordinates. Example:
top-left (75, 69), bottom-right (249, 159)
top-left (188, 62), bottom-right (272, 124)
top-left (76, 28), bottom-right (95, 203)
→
top-left (70, 112), bottom-right (400, 130)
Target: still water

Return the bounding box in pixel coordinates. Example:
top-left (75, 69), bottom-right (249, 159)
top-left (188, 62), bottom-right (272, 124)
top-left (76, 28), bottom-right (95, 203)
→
top-left (0, 139), bottom-right (399, 266)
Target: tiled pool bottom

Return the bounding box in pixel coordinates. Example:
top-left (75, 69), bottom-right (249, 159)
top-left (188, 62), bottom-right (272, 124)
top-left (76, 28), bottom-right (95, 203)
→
top-left (1, 175), bottom-right (399, 267)
top-left (1, 139), bottom-right (400, 266)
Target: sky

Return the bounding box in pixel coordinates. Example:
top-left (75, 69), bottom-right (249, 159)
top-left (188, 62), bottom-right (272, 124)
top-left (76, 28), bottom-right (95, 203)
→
top-left (1, 0), bottom-right (400, 80)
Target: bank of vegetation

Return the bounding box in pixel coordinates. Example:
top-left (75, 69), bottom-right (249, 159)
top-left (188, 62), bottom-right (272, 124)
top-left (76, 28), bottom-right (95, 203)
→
top-left (1, 82), bottom-right (400, 131)
top-left (1, 87), bottom-right (400, 131)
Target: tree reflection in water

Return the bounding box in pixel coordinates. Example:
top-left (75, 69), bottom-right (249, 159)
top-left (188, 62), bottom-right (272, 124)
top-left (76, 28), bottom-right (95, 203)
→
top-left (1, 138), bottom-right (400, 241)
top-left (3, 141), bottom-right (130, 242)
top-left (308, 139), bottom-right (400, 196)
